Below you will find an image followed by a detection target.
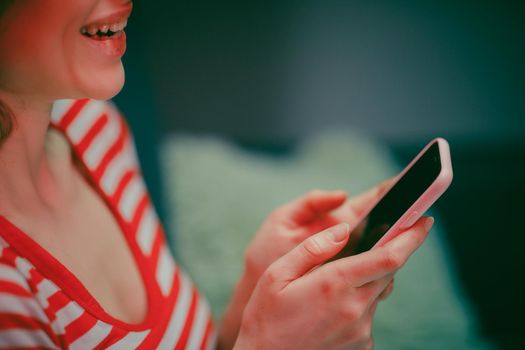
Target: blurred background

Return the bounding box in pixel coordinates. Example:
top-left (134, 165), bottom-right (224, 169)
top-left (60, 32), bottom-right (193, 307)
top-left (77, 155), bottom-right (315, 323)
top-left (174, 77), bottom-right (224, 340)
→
top-left (114, 0), bottom-right (524, 348)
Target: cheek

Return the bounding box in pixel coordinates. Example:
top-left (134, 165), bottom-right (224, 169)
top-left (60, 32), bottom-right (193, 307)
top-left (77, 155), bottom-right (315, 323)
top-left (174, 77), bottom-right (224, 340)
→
top-left (0, 2), bottom-right (64, 93)
top-left (0, 16), bottom-right (76, 97)
top-left (0, 21), bottom-right (52, 92)
top-left (0, 4), bottom-right (126, 100)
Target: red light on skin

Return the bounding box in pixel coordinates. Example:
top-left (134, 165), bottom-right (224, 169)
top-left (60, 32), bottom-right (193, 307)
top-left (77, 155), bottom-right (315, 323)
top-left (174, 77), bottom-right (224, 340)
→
top-left (0, 0), bottom-right (134, 101)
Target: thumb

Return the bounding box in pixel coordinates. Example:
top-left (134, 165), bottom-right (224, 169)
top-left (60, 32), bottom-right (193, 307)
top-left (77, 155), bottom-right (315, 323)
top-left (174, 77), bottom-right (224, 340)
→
top-left (265, 223), bottom-right (350, 289)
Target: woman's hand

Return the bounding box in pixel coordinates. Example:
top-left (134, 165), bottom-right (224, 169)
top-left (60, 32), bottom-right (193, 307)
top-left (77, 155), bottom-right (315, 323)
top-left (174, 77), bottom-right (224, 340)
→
top-left (235, 217), bottom-right (433, 350)
top-left (219, 184), bottom-right (391, 349)
top-left (244, 189), bottom-right (348, 281)
top-left (246, 181), bottom-right (392, 284)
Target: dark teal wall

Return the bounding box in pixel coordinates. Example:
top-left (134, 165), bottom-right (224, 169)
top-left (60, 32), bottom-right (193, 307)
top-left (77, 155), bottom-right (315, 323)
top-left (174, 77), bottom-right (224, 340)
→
top-left (131, 0), bottom-right (523, 145)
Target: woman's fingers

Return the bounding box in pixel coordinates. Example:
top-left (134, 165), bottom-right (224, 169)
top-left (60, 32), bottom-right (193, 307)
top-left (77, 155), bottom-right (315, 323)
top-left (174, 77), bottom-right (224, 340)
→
top-left (344, 187), bottom-right (382, 219)
top-left (332, 179), bottom-right (396, 251)
top-left (317, 217), bottom-right (432, 287)
top-left (273, 180), bottom-right (393, 229)
top-left (264, 223), bottom-right (350, 289)
top-left (278, 190), bottom-right (347, 225)
top-left (344, 178), bottom-right (394, 217)
top-left (357, 275), bottom-right (394, 308)
top-left (378, 279), bottom-right (394, 301)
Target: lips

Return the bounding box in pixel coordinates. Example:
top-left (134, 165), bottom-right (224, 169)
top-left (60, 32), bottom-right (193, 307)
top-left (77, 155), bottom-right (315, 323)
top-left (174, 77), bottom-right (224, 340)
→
top-left (79, 2), bottom-right (132, 56)
top-left (80, 19), bottom-right (127, 41)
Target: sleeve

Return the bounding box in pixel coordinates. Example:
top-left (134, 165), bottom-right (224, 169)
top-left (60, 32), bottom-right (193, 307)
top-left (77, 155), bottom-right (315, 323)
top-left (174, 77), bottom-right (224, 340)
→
top-left (0, 261), bottom-right (62, 349)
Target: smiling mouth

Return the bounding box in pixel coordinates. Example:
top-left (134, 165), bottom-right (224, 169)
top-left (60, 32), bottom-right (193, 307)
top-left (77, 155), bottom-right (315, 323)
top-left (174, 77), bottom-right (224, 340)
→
top-left (80, 20), bottom-right (127, 41)
top-left (80, 2), bottom-right (132, 41)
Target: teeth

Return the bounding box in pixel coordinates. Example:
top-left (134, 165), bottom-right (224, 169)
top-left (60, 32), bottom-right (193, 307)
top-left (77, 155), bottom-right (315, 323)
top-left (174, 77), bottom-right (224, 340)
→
top-left (81, 20), bottom-right (128, 36)
top-left (87, 25), bottom-right (98, 35)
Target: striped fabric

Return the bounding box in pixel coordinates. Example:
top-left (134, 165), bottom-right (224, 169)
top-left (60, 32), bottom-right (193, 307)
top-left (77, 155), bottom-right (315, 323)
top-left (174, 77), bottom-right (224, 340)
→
top-left (0, 99), bottom-right (216, 349)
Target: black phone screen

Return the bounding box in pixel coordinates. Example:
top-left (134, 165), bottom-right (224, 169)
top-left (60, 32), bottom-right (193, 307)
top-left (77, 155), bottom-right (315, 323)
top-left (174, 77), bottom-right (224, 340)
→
top-left (335, 142), bottom-right (442, 257)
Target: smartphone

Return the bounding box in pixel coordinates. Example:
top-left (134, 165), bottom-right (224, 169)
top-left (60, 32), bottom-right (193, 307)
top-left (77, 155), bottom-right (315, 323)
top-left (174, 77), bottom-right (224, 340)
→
top-left (335, 138), bottom-right (453, 257)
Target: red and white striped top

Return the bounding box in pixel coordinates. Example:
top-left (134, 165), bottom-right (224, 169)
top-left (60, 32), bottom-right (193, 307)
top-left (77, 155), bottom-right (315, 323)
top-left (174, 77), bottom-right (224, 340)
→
top-left (0, 99), bottom-right (216, 349)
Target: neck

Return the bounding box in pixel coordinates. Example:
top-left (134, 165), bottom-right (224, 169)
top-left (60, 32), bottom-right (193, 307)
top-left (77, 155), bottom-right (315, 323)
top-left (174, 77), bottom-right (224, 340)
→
top-left (0, 92), bottom-right (68, 215)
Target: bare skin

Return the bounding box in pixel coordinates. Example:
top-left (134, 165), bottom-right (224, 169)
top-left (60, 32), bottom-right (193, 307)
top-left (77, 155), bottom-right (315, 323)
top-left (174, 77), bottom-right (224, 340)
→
top-left (0, 95), bottom-right (147, 324)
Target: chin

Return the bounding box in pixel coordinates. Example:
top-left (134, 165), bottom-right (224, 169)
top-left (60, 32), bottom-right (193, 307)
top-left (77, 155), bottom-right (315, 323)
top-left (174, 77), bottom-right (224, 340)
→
top-left (76, 64), bottom-right (125, 101)
top-left (93, 80), bottom-right (124, 100)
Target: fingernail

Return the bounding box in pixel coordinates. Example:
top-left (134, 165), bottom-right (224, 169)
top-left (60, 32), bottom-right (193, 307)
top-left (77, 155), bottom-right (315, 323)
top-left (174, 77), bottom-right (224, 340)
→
top-left (328, 223), bottom-right (349, 242)
top-left (424, 217), bottom-right (434, 231)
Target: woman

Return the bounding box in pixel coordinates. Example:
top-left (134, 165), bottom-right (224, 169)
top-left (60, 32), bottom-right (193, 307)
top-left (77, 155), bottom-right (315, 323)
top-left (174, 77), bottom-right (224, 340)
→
top-left (0, 0), bottom-right (432, 349)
